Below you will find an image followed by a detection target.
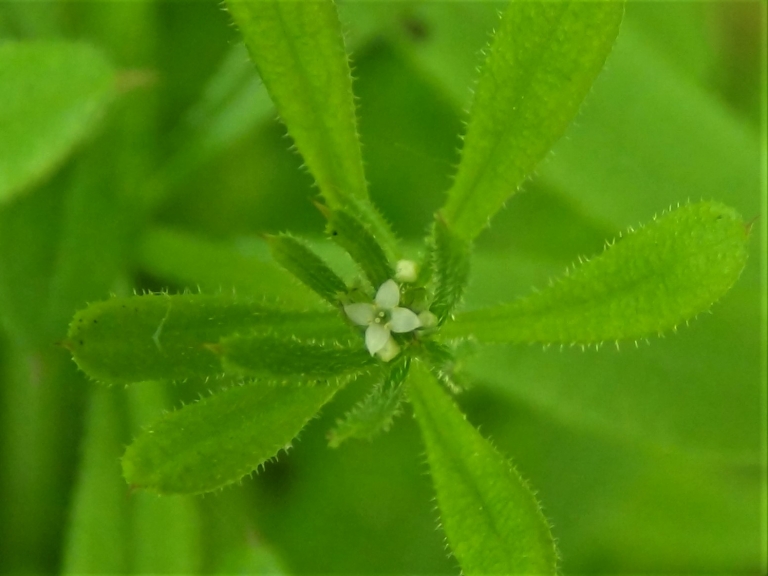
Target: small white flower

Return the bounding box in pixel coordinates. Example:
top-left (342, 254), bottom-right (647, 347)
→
top-left (344, 279), bottom-right (421, 359)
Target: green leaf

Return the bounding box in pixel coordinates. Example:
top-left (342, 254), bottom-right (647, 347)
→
top-left (226, 0), bottom-right (399, 258)
top-left (444, 202), bottom-right (750, 345)
top-left (408, 361), bottom-right (557, 575)
top-left (327, 356), bottom-right (410, 447)
top-left (0, 178), bottom-right (66, 346)
top-left (219, 333), bottom-right (373, 381)
top-left (66, 293), bottom-right (348, 385)
top-left (62, 387), bottom-right (130, 574)
top-left (0, 41), bottom-right (115, 203)
top-left (323, 207), bottom-right (393, 290)
top-left (460, 235), bottom-right (761, 460)
top-left (267, 233), bottom-right (347, 306)
top-left (122, 378), bottom-right (347, 494)
top-left (440, 0), bottom-right (625, 241)
top-left (124, 383), bottom-right (202, 573)
top-left (429, 218), bottom-right (471, 325)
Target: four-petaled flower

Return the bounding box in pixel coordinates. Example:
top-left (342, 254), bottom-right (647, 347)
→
top-left (344, 279), bottom-right (421, 361)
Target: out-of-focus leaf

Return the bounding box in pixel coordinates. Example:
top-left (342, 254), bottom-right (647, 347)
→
top-left (159, 44), bottom-right (273, 193)
top-left (459, 388), bottom-right (764, 573)
top-left (408, 361), bottom-right (557, 575)
top-left (0, 180), bottom-right (64, 346)
top-left (62, 387), bottom-right (129, 574)
top-left (198, 488), bottom-right (288, 575)
top-left (389, 2), bottom-right (502, 107)
top-left (226, 0), bottom-right (398, 258)
top-left (444, 202), bottom-right (750, 345)
top-left (122, 378), bottom-right (347, 494)
top-left (0, 41), bottom-right (114, 203)
top-left (0, 345), bottom-right (85, 574)
top-left (440, 1), bottom-right (624, 240)
top-left (538, 19), bottom-right (760, 227)
top-left (137, 227), bottom-right (313, 306)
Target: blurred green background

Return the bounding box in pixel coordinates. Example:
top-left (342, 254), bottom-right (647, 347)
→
top-left (0, 1), bottom-right (765, 574)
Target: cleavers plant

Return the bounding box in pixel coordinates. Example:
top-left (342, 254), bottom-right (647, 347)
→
top-left (59, 1), bottom-right (751, 573)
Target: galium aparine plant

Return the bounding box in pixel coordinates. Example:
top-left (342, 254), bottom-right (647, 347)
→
top-left (62, 1), bottom-right (751, 573)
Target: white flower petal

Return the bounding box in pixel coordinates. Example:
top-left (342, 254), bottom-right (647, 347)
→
top-left (376, 337), bottom-right (400, 362)
top-left (365, 323), bottom-right (390, 355)
top-left (389, 307), bottom-right (421, 333)
top-left (344, 303), bottom-right (376, 326)
top-left (375, 279), bottom-right (400, 310)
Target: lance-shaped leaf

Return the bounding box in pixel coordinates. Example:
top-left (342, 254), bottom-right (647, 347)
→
top-left (122, 378), bottom-right (346, 494)
top-left (429, 218), bottom-right (471, 325)
top-left (0, 41), bottom-right (115, 203)
top-left (267, 233), bottom-right (347, 306)
top-left (440, 1), bottom-right (625, 241)
top-left (408, 361), bottom-right (557, 575)
top-left (227, 0), bottom-right (398, 258)
top-left (322, 207), bottom-right (393, 290)
top-left (218, 333), bottom-right (374, 381)
top-left (327, 356), bottom-right (410, 447)
top-left (66, 293), bottom-right (349, 385)
top-left (443, 202), bottom-right (751, 345)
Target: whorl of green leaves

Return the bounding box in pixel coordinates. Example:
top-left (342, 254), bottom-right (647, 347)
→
top-left (440, 1), bottom-right (625, 241)
top-left (122, 378), bottom-right (347, 494)
top-left (443, 202), bottom-right (751, 345)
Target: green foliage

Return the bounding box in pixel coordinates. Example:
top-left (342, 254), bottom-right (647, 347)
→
top-left (409, 361), bottom-right (558, 575)
top-left (219, 333), bottom-right (373, 381)
top-left (445, 202), bottom-right (750, 345)
top-left (123, 379), bottom-right (346, 495)
top-left (226, 0), bottom-right (398, 258)
top-left (323, 207), bottom-right (393, 290)
top-left (0, 0), bottom-right (762, 574)
top-left (62, 388), bottom-right (130, 574)
top-left (0, 41), bottom-right (115, 203)
top-left (267, 233), bottom-right (347, 306)
top-left (66, 293), bottom-right (347, 385)
top-left (440, 1), bottom-right (624, 241)
top-left (429, 218), bottom-right (471, 325)
top-left (328, 356), bottom-right (410, 447)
